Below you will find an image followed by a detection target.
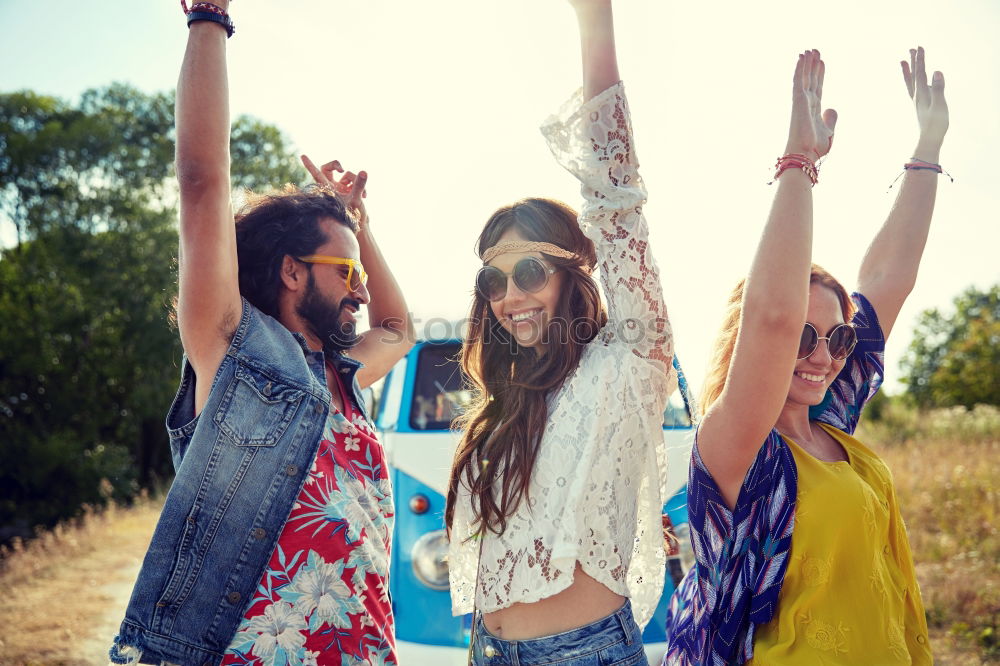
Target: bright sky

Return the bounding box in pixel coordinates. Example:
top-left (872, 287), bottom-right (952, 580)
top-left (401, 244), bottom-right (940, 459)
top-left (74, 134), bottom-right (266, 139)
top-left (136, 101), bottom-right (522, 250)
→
top-left (2, 1), bottom-right (998, 394)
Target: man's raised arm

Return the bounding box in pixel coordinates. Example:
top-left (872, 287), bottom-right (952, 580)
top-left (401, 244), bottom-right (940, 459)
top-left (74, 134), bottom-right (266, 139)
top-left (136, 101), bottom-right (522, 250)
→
top-left (174, 0), bottom-right (242, 409)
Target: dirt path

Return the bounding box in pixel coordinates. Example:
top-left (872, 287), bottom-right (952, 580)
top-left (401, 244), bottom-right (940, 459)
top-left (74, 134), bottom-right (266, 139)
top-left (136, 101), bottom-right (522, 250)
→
top-left (0, 500), bottom-right (160, 666)
top-left (77, 560), bottom-right (143, 665)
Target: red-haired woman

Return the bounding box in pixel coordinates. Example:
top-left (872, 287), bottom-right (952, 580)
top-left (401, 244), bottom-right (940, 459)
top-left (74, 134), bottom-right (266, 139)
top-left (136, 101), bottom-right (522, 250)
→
top-left (665, 48), bottom-right (949, 665)
top-left (445, 1), bottom-right (675, 663)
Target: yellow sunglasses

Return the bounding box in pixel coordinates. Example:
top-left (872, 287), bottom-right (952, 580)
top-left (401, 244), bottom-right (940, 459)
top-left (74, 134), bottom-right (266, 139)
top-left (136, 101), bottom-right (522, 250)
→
top-left (296, 255), bottom-right (368, 291)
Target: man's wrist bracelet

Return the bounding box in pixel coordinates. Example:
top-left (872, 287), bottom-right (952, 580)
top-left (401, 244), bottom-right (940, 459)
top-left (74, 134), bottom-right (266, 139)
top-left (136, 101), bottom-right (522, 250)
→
top-left (186, 11), bottom-right (235, 37)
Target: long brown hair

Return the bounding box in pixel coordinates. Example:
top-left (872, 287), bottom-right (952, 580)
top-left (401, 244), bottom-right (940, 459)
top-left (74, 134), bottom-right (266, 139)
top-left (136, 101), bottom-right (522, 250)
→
top-left (444, 198), bottom-right (608, 537)
top-left (699, 263), bottom-right (856, 417)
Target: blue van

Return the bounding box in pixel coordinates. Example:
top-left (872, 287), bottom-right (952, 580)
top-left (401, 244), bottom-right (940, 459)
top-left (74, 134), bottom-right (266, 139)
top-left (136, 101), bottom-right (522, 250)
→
top-left (375, 334), bottom-right (696, 665)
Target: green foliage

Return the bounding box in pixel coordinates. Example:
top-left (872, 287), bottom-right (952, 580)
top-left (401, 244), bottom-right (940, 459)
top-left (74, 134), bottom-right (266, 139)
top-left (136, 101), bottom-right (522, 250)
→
top-left (901, 284), bottom-right (1000, 409)
top-left (0, 86), bottom-right (306, 241)
top-left (858, 396), bottom-right (1000, 446)
top-left (0, 84), bottom-right (308, 539)
top-left (0, 220), bottom-right (180, 535)
top-left (0, 85), bottom-right (174, 240)
top-left (231, 116), bottom-right (308, 193)
top-left (860, 388), bottom-right (891, 422)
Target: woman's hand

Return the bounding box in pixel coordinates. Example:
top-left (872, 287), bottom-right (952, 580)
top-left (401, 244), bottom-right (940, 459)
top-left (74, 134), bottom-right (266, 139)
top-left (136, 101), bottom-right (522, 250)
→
top-left (566, 0), bottom-right (611, 13)
top-left (301, 154), bottom-right (369, 229)
top-left (785, 50), bottom-right (838, 160)
top-left (565, 0), bottom-right (618, 102)
top-left (902, 46), bottom-right (948, 159)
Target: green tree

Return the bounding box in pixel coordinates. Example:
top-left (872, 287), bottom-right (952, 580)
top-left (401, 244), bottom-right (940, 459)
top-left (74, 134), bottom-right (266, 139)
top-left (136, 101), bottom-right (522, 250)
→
top-left (901, 284), bottom-right (1000, 408)
top-left (0, 84), bottom-right (307, 539)
top-left (0, 85), bottom-right (305, 242)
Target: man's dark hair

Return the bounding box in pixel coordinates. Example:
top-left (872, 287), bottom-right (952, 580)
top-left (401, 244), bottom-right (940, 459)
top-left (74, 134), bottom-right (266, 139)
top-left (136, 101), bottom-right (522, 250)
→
top-left (235, 186), bottom-right (358, 319)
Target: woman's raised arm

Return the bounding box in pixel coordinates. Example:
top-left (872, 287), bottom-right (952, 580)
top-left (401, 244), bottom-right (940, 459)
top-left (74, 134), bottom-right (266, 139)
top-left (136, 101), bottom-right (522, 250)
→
top-left (698, 51), bottom-right (837, 508)
top-left (857, 46), bottom-right (949, 339)
top-left (541, 1), bottom-right (674, 374)
top-left (570, 0), bottom-right (619, 101)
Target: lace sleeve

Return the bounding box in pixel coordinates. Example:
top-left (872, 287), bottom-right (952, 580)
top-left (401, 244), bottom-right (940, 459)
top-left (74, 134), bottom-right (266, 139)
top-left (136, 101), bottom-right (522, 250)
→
top-left (809, 293), bottom-right (886, 434)
top-left (541, 82), bottom-right (673, 378)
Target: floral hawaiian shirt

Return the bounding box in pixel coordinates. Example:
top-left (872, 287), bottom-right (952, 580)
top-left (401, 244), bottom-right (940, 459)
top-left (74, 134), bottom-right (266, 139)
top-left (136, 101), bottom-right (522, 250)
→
top-left (222, 368), bottom-right (396, 666)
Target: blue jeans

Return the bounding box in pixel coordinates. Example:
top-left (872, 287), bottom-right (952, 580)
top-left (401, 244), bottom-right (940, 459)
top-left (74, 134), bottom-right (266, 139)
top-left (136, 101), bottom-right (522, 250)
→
top-left (472, 601), bottom-right (646, 666)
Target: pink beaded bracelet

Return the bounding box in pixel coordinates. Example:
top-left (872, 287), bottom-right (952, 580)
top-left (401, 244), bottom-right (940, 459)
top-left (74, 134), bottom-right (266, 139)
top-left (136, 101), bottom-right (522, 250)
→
top-left (771, 153), bottom-right (819, 186)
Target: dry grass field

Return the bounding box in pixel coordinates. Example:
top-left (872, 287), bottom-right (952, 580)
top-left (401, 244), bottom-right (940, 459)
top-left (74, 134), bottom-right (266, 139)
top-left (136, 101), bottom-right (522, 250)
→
top-left (0, 493), bottom-right (161, 666)
top-left (858, 403), bottom-right (1000, 664)
top-left (0, 404), bottom-right (996, 665)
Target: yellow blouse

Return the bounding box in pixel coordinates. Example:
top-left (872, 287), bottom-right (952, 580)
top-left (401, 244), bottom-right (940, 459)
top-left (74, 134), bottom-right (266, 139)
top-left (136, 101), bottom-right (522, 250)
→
top-left (749, 422), bottom-right (932, 665)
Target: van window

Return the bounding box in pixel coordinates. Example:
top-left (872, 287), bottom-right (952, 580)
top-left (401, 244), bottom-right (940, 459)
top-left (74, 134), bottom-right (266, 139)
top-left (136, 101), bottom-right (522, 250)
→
top-left (408, 342), bottom-right (693, 430)
top-left (410, 343), bottom-right (471, 431)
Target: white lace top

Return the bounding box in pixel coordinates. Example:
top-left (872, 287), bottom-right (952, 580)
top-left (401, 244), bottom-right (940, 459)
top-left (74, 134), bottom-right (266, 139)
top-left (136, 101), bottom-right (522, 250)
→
top-left (448, 82), bottom-right (676, 628)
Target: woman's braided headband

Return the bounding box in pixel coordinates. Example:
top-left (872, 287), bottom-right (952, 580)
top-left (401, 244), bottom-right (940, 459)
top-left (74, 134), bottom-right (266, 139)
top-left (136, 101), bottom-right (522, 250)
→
top-left (480, 241), bottom-right (579, 265)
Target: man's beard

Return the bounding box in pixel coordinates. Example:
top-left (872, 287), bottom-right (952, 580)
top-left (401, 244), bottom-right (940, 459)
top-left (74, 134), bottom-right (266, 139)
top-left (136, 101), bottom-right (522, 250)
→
top-left (297, 273), bottom-right (361, 355)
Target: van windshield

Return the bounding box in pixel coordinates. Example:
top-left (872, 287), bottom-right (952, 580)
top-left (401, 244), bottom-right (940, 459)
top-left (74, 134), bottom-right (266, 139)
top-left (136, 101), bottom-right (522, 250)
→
top-left (408, 342), bottom-right (692, 431)
top-left (410, 343), bottom-right (471, 430)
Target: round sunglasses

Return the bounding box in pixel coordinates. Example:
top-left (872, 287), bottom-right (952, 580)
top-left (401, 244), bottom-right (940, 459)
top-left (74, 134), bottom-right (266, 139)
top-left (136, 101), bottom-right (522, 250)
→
top-left (798, 322), bottom-right (857, 361)
top-left (475, 256), bottom-right (556, 302)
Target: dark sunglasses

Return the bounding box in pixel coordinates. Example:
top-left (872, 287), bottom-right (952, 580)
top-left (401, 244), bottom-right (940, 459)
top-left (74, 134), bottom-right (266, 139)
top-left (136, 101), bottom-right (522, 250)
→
top-left (475, 256), bottom-right (557, 302)
top-left (798, 322), bottom-right (857, 361)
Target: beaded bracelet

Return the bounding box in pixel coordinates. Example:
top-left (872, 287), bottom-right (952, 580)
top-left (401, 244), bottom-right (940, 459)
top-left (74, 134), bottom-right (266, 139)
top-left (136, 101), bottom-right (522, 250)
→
top-left (181, 0), bottom-right (229, 13)
top-left (188, 2), bottom-right (227, 16)
top-left (904, 158), bottom-right (953, 181)
top-left (888, 157), bottom-right (953, 190)
top-left (771, 153), bottom-right (819, 186)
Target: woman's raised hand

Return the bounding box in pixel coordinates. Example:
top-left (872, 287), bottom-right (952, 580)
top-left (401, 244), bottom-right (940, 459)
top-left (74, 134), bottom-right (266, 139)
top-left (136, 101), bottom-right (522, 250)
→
top-left (785, 50), bottom-right (838, 160)
top-left (902, 46), bottom-right (949, 152)
top-left (566, 0), bottom-right (611, 12)
top-left (564, 0), bottom-right (618, 100)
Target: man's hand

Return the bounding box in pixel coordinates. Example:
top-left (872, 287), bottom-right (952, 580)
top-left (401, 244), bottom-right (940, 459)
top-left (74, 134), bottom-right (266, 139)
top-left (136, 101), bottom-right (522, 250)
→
top-left (301, 154), bottom-right (369, 229)
top-left (298, 159), bottom-right (412, 387)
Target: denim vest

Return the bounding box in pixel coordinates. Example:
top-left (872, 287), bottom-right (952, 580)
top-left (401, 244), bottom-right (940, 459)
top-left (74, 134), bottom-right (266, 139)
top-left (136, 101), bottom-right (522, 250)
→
top-left (110, 299), bottom-right (370, 666)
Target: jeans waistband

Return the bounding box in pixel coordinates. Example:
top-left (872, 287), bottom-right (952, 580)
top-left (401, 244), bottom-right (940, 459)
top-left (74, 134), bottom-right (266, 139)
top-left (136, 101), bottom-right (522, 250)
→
top-left (474, 600), bottom-right (640, 665)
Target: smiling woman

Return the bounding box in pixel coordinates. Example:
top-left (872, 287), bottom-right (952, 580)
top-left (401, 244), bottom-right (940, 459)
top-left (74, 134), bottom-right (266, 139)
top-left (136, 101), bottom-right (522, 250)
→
top-left (476, 202), bottom-right (592, 351)
top-left (665, 46), bottom-right (950, 666)
top-left (442, 2), bottom-right (678, 663)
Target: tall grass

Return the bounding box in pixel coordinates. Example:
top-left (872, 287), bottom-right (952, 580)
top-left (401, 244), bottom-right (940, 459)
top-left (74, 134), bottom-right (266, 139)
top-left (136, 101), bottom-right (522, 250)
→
top-left (858, 402), bottom-right (1000, 662)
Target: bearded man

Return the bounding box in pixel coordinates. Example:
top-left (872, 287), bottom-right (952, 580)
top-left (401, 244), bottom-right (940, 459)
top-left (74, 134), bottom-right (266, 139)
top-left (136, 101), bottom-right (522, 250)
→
top-left (110, 2), bottom-right (413, 663)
